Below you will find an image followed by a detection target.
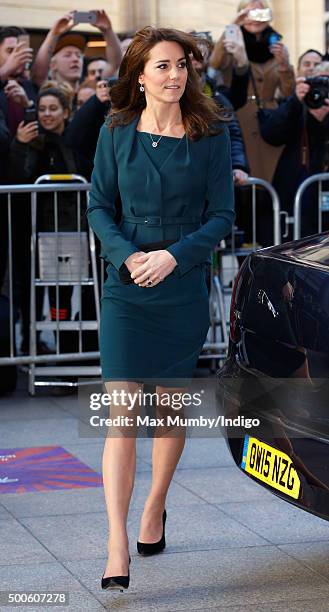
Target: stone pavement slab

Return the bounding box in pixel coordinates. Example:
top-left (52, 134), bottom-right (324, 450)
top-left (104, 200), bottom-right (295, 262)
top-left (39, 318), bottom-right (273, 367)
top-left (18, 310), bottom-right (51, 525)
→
top-left (192, 600), bottom-right (329, 612)
top-left (62, 442), bottom-right (152, 473)
top-left (0, 519), bottom-right (54, 565)
top-left (215, 497), bottom-right (329, 545)
top-left (175, 437), bottom-right (235, 470)
top-left (63, 546), bottom-right (329, 611)
top-left (19, 513), bottom-right (108, 562)
top-left (129, 471), bottom-right (206, 510)
top-left (0, 417), bottom-right (101, 447)
top-left (127, 504), bottom-right (268, 553)
top-left (0, 561), bottom-right (104, 611)
top-left (0, 504), bottom-right (13, 520)
top-left (173, 465), bottom-right (274, 504)
top-left (278, 541), bottom-right (329, 579)
top-left (0, 396), bottom-right (73, 421)
top-left (1, 488), bottom-right (105, 519)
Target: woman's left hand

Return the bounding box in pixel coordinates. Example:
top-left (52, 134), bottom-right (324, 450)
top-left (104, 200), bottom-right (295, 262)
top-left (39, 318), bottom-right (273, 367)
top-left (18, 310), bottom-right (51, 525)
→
top-left (270, 42), bottom-right (289, 70)
top-left (130, 250), bottom-right (177, 287)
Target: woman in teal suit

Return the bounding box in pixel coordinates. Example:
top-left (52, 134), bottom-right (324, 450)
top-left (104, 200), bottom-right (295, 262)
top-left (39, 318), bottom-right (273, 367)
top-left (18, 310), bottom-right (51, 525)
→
top-left (87, 26), bottom-right (234, 591)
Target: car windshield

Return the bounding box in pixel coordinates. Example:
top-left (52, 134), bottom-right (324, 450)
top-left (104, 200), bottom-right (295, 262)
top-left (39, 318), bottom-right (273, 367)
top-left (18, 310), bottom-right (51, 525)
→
top-left (278, 235), bottom-right (329, 266)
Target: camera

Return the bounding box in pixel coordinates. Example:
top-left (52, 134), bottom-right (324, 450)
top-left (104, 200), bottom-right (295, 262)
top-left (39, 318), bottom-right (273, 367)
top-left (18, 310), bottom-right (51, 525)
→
top-left (248, 8), bottom-right (272, 22)
top-left (304, 76), bottom-right (329, 109)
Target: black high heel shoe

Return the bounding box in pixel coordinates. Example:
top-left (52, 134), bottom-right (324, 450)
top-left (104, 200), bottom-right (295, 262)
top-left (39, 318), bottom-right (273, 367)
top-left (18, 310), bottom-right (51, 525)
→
top-left (101, 555), bottom-right (131, 591)
top-left (137, 509), bottom-right (167, 555)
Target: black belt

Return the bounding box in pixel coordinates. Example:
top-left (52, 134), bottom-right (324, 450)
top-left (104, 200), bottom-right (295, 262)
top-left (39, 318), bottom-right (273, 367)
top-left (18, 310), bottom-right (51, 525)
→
top-left (122, 215), bottom-right (201, 227)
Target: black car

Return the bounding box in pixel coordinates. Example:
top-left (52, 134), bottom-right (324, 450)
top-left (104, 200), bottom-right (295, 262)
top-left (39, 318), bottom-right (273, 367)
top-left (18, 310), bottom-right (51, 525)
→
top-left (217, 232), bottom-right (329, 521)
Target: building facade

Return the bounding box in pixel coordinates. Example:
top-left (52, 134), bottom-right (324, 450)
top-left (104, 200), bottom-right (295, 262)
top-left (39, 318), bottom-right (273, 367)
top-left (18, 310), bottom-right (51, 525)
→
top-left (0, 0), bottom-right (325, 65)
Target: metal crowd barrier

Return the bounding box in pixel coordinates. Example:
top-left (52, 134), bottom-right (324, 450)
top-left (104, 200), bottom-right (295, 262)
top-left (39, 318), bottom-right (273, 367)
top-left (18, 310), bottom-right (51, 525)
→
top-left (0, 177), bottom-right (101, 395)
top-left (200, 177), bottom-right (281, 368)
top-left (0, 176), bottom-right (282, 387)
top-left (293, 172), bottom-right (329, 240)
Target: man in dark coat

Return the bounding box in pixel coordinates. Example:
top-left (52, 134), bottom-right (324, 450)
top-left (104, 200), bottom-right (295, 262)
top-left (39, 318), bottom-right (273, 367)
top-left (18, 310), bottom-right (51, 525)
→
top-left (260, 61), bottom-right (329, 239)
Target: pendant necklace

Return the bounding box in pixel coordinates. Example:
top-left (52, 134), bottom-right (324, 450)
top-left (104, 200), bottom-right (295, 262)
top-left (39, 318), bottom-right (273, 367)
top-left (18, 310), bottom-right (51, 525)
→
top-left (149, 133), bottom-right (163, 148)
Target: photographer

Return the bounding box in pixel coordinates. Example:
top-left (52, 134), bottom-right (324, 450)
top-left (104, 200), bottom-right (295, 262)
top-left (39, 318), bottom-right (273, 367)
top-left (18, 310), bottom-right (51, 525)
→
top-left (210, 0), bottom-right (295, 184)
top-left (260, 62), bottom-right (329, 238)
top-left (297, 49), bottom-right (323, 79)
top-left (32, 11), bottom-right (122, 91)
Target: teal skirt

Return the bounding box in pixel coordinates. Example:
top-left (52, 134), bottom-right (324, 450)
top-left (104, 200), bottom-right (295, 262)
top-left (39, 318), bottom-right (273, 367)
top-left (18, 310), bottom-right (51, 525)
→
top-left (100, 264), bottom-right (210, 382)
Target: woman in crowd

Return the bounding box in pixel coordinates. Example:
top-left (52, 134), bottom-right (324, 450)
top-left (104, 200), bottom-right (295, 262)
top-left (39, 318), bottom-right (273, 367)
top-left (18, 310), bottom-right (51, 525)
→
top-left (87, 26), bottom-right (234, 591)
top-left (210, 0), bottom-right (295, 184)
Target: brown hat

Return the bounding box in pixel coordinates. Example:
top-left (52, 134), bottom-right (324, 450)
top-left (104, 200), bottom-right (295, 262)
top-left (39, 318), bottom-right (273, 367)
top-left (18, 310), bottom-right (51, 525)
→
top-left (53, 33), bottom-right (86, 56)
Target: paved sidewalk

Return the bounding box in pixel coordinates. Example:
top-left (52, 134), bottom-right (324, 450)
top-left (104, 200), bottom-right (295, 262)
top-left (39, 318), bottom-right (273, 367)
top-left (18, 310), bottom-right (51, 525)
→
top-left (1, 380), bottom-right (329, 611)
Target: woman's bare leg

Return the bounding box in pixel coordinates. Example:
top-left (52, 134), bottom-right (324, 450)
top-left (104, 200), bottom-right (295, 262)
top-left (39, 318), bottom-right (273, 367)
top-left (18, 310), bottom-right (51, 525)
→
top-left (138, 386), bottom-right (186, 543)
top-left (103, 381), bottom-right (142, 577)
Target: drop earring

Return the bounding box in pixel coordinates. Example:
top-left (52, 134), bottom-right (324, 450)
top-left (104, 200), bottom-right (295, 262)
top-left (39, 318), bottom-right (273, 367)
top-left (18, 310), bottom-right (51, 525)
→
top-left (139, 83), bottom-right (144, 92)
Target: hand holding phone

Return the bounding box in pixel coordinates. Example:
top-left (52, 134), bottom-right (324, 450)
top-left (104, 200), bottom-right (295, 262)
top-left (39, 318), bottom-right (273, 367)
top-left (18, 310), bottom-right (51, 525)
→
top-left (225, 25), bottom-right (239, 44)
top-left (17, 34), bottom-right (32, 71)
top-left (16, 120), bottom-right (39, 144)
top-left (72, 11), bottom-right (97, 25)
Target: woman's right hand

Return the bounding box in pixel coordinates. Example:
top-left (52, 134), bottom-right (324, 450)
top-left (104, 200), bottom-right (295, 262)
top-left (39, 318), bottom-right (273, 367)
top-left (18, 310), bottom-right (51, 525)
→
top-left (16, 120), bottom-right (39, 144)
top-left (124, 252), bottom-right (146, 275)
top-left (233, 7), bottom-right (249, 26)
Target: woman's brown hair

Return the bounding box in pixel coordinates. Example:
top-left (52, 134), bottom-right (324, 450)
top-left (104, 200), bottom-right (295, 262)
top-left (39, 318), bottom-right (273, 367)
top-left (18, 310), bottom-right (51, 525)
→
top-left (38, 80), bottom-right (74, 114)
top-left (108, 26), bottom-right (230, 139)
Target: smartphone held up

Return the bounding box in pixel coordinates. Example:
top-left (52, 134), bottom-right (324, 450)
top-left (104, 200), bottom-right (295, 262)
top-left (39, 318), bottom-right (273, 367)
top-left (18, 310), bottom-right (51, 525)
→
top-left (72, 11), bottom-right (97, 25)
top-left (17, 34), bottom-right (32, 71)
top-left (225, 24), bottom-right (239, 44)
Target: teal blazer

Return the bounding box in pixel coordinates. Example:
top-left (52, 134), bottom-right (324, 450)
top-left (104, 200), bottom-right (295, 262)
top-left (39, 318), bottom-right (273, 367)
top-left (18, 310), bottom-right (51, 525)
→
top-left (87, 115), bottom-right (235, 277)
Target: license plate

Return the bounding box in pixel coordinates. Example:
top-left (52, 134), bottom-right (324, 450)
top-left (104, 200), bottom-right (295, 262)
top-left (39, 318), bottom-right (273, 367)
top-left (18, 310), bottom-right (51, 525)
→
top-left (241, 435), bottom-right (301, 499)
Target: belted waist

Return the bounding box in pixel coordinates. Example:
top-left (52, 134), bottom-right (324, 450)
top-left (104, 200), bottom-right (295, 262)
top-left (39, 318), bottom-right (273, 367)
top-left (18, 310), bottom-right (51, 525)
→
top-left (122, 215), bottom-right (201, 227)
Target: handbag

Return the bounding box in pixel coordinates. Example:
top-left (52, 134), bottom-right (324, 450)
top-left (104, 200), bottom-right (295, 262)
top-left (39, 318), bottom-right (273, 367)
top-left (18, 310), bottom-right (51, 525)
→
top-left (118, 239), bottom-right (176, 284)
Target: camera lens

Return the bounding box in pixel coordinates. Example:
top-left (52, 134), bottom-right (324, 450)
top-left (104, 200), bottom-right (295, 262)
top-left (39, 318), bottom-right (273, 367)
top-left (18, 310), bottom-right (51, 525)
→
top-left (304, 77), bottom-right (329, 109)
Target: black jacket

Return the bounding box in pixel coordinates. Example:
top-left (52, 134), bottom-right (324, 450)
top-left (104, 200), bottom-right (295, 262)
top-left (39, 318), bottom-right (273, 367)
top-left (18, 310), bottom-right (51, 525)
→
top-left (66, 95), bottom-right (110, 178)
top-left (259, 94), bottom-right (329, 234)
top-left (209, 81), bottom-right (249, 173)
top-left (0, 109), bottom-right (10, 183)
top-left (217, 68), bottom-right (249, 112)
top-left (9, 128), bottom-right (88, 230)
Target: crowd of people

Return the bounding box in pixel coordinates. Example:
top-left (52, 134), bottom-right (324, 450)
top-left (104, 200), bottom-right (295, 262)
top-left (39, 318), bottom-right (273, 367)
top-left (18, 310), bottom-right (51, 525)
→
top-left (1, 1), bottom-right (329, 357)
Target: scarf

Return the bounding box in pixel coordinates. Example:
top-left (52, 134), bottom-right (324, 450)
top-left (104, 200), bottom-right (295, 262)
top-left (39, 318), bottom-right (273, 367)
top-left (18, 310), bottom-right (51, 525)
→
top-left (241, 26), bottom-right (280, 64)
